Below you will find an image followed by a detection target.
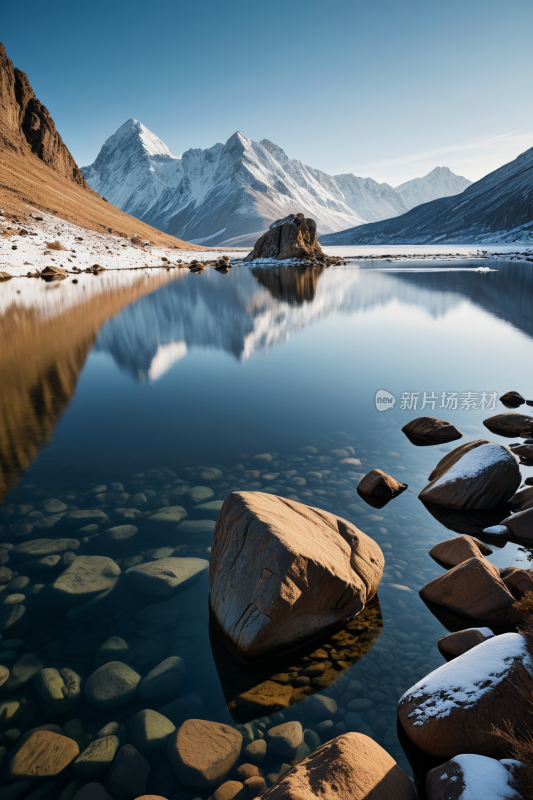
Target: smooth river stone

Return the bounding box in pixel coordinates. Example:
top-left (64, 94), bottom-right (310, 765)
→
top-left (103, 525), bottom-right (138, 544)
top-left (139, 657), bottom-right (186, 702)
top-left (34, 667), bottom-right (81, 713)
top-left (104, 745), bottom-right (150, 799)
top-left (178, 520), bottom-right (216, 535)
top-left (129, 709), bottom-right (176, 755)
top-left (8, 730), bottom-right (79, 780)
top-left (187, 486), bottom-right (214, 503)
top-left (84, 661), bottom-right (141, 709)
top-left (125, 557), bottom-right (208, 599)
top-left (167, 719), bottom-right (242, 788)
top-left (11, 538), bottom-right (79, 559)
top-left (95, 636), bottom-right (130, 666)
top-left (192, 500), bottom-right (224, 517)
top-left (4, 654), bottom-right (43, 691)
top-left (148, 506), bottom-right (187, 524)
top-left (62, 510), bottom-right (110, 526)
top-left (44, 556), bottom-right (121, 607)
top-left (0, 603), bottom-right (25, 632)
top-left (72, 736), bottom-right (119, 780)
top-left (41, 499), bottom-right (68, 514)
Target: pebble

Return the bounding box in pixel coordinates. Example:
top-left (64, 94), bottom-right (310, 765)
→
top-left (303, 729), bottom-right (321, 752)
top-left (44, 555), bottom-right (120, 607)
top-left (72, 736), bottom-right (119, 780)
top-left (187, 486), bottom-right (214, 503)
top-left (129, 709), bottom-right (176, 756)
top-left (4, 653), bottom-right (42, 691)
top-left (34, 667), bottom-right (81, 713)
top-left (2, 593), bottom-right (25, 605)
top-left (63, 509), bottom-right (109, 526)
top-left (95, 636), bottom-right (130, 666)
top-left (167, 719), bottom-right (242, 787)
top-left (212, 781), bottom-right (244, 800)
top-left (41, 499), bottom-right (68, 514)
top-left (243, 739), bottom-right (267, 762)
top-left (235, 763), bottom-right (259, 780)
top-left (139, 656), bottom-right (186, 702)
top-left (178, 520), bottom-right (216, 534)
top-left (11, 537), bottom-right (79, 559)
top-left (307, 694), bottom-right (337, 720)
top-left (0, 665), bottom-right (10, 687)
top-left (103, 525), bottom-right (138, 544)
top-left (84, 661), bottom-right (141, 709)
top-left (193, 500), bottom-right (224, 516)
top-left (125, 558), bottom-right (208, 598)
top-left (104, 744), bottom-right (150, 799)
top-left (8, 730), bottom-right (79, 780)
top-left (148, 506), bottom-right (187, 524)
top-left (266, 721), bottom-right (303, 759)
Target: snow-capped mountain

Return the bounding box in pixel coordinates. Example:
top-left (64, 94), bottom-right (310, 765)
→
top-left (82, 120), bottom-right (470, 246)
top-left (320, 145), bottom-right (533, 245)
top-left (395, 166), bottom-right (471, 210)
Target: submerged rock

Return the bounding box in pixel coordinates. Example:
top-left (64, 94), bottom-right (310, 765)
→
top-left (8, 730), bottom-right (79, 780)
top-left (402, 416), bottom-right (462, 445)
top-left (500, 507), bottom-right (533, 541)
top-left (420, 443), bottom-right (521, 510)
top-left (167, 719), bottom-right (242, 788)
top-left (104, 744), bottom-right (149, 799)
top-left (420, 557), bottom-right (514, 623)
top-left (209, 491), bottom-right (384, 659)
top-left (43, 555), bottom-right (121, 607)
top-left (437, 627), bottom-right (494, 658)
top-left (398, 632), bottom-right (533, 757)
top-left (72, 736), bottom-right (119, 780)
top-left (84, 661), bottom-right (141, 709)
top-left (125, 557), bottom-right (208, 599)
top-left (244, 214), bottom-right (324, 262)
top-left (261, 732), bottom-right (415, 800)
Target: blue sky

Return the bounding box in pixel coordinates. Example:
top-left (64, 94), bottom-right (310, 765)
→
top-left (3, 0), bottom-right (532, 185)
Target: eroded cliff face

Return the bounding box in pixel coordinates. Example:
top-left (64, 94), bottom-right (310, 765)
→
top-left (0, 42), bottom-right (87, 187)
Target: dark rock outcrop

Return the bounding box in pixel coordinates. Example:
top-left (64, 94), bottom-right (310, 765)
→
top-left (402, 416), bottom-right (462, 446)
top-left (0, 42), bottom-right (87, 186)
top-left (244, 214), bottom-right (324, 262)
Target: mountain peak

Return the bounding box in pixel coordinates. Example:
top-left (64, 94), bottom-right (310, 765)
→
top-left (395, 166), bottom-right (472, 210)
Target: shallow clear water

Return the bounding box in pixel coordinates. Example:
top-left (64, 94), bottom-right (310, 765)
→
top-left (1, 259), bottom-right (532, 795)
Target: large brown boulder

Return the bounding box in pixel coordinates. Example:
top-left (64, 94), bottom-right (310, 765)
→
top-left (419, 443), bottom-right (521, 510)
top-left (167, 719), bottom-right (242, 788)
top-left (427, 755), bottom-right (524, 800)
top-left (500, 566), bottom-right (533, 598)
top-left (419, 557), bottom-right (515, 624)
top-left (244, 214), bottom-right (324, 262)
top-left (483, 412), bottom-right (533, 437)
top-left (500, 507), bottom-right (533, 541)
top-left (429, 535), bottom-right (492, 567)
top-left (357, 469), bottom-right (407, 497)
top-left (510, 444), bottom-right (533, 463)
top-left (402, 416), bottom-right (462, 445)
top-left (209, 492), bottom-right (384, 659)
top-left (398, 632), bottom-right (533, 757)
top-left (261, 732), bottom-right (415, 800)
top-left (428, 440), bottom-right (490, 481)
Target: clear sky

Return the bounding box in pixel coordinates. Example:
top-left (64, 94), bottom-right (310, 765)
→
top-left (3, 0), bottom-right (532, 186)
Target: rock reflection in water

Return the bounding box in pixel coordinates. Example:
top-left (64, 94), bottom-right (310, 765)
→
top-left (250, 265), bottom-right (325, 304)
top-left (211, 597), bottom-right (383, 723)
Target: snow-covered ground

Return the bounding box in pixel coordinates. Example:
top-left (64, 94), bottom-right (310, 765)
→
top-left (1, 210), bottom-right (532, 280)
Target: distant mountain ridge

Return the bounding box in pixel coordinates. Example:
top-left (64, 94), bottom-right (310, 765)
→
top-left (82, 120), bottom-right (471, 245)
top-left (320, 146), bottom-right (533, 245)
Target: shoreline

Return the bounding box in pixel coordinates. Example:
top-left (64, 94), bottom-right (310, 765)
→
top-left (1, 209), bottom-right (532, 279)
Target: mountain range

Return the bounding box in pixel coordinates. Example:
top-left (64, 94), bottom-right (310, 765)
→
top-left (82, 120), bottom-right (471, 246)
top-left (321, 145), bottom-right (533, 245)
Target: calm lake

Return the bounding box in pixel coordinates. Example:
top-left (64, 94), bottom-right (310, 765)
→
top-left (1, 258), bottom-right (532, 794)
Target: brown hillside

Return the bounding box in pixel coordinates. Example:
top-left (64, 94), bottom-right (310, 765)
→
top-left (0, 42), bottom-right (201, 249)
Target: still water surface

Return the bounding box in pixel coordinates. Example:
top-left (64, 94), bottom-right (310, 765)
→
top-left (1, 259), bottom-right (532, 793)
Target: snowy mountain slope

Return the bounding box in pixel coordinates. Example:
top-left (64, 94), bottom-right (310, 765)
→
top-left (320, 145), bottom-right (533, 245)
top-left (83, 121), bottom-right (469, 245)
top-left (396, 166), bottom-right (472, 210)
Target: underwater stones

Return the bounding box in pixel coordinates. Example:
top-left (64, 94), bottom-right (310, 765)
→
top-left (187, 486), bottom-right (214, 503)
top-left (11, 538), bottom-right (79, 559)
top-left (266, 722), bottom-right (303, 759)
top-left (244, 739), bottom-right (267, 762)
top-left (19, 554), bottom-right (61, 573)
top-left (500, 508), bottom-right (533, 541)
top-left (0, 665), bottom-right (9, 687)
top-left (419, 443), bottom-right (521, 510)
top-left (213, 781), bottom-right (244, 800)
top-left (420, 557), bottom-right (514, 623)
top-left (129, 710), bottom-right (175, 756)
top-left (4, 653), bottom-right (42, 691)
top-left (72, 736), bottom-right (119, 780)
top-left (429, 535), bottom-right (492, 567)
top-left (104, 745), bottom-right (149, 799)
top-left (484, 412), bottom-right (533, 437)
top-left (398, 632), bottom-right (533, 757)
top-left (44, 556), bottom-right (121, 607)
top-left (209, 492), bottom-right (384, 659)
top-left (114, 508), bottom-right (143, 521)
top-left (139, 657), bottom-right (186, 702)
top-left (307, 694), bottom-right (337, 720)
top-left (357, 469), bottom-right (407, 498)
top-left (402, 416), bottom-right (463, 445)
top-left (103, 526), bottom-right (138, 545)
top-left (34, 668), bottom-right (81, 714)
top-left (167, 719), bottom-right (242, 788)
top-left (148, 506), bottom-right (187, 524)
top-left (427, 755), bottom-right (522, 800)
top-left (437, 627), bottom-right (494, 658)
top-left (262, 732), bottom-right (415, 800)
top-left (0, 565), bottom-right (12, 583)
top-left (125, 558), bottom-right (208, 599)
top-left (63, 510), bottom-right (110, 526)
top-left (41, 499), bottom-right (68, 514)
top-left (95, 637), bottom-right (130, 667)
top-left (8, 730), bottom-right (79, 780)
top-left (234, 681), bottom-right (295, 714)
top-left (84, 661), bottom-right (141, 709)
top-left (178, 520), bottom-right (216, 535)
